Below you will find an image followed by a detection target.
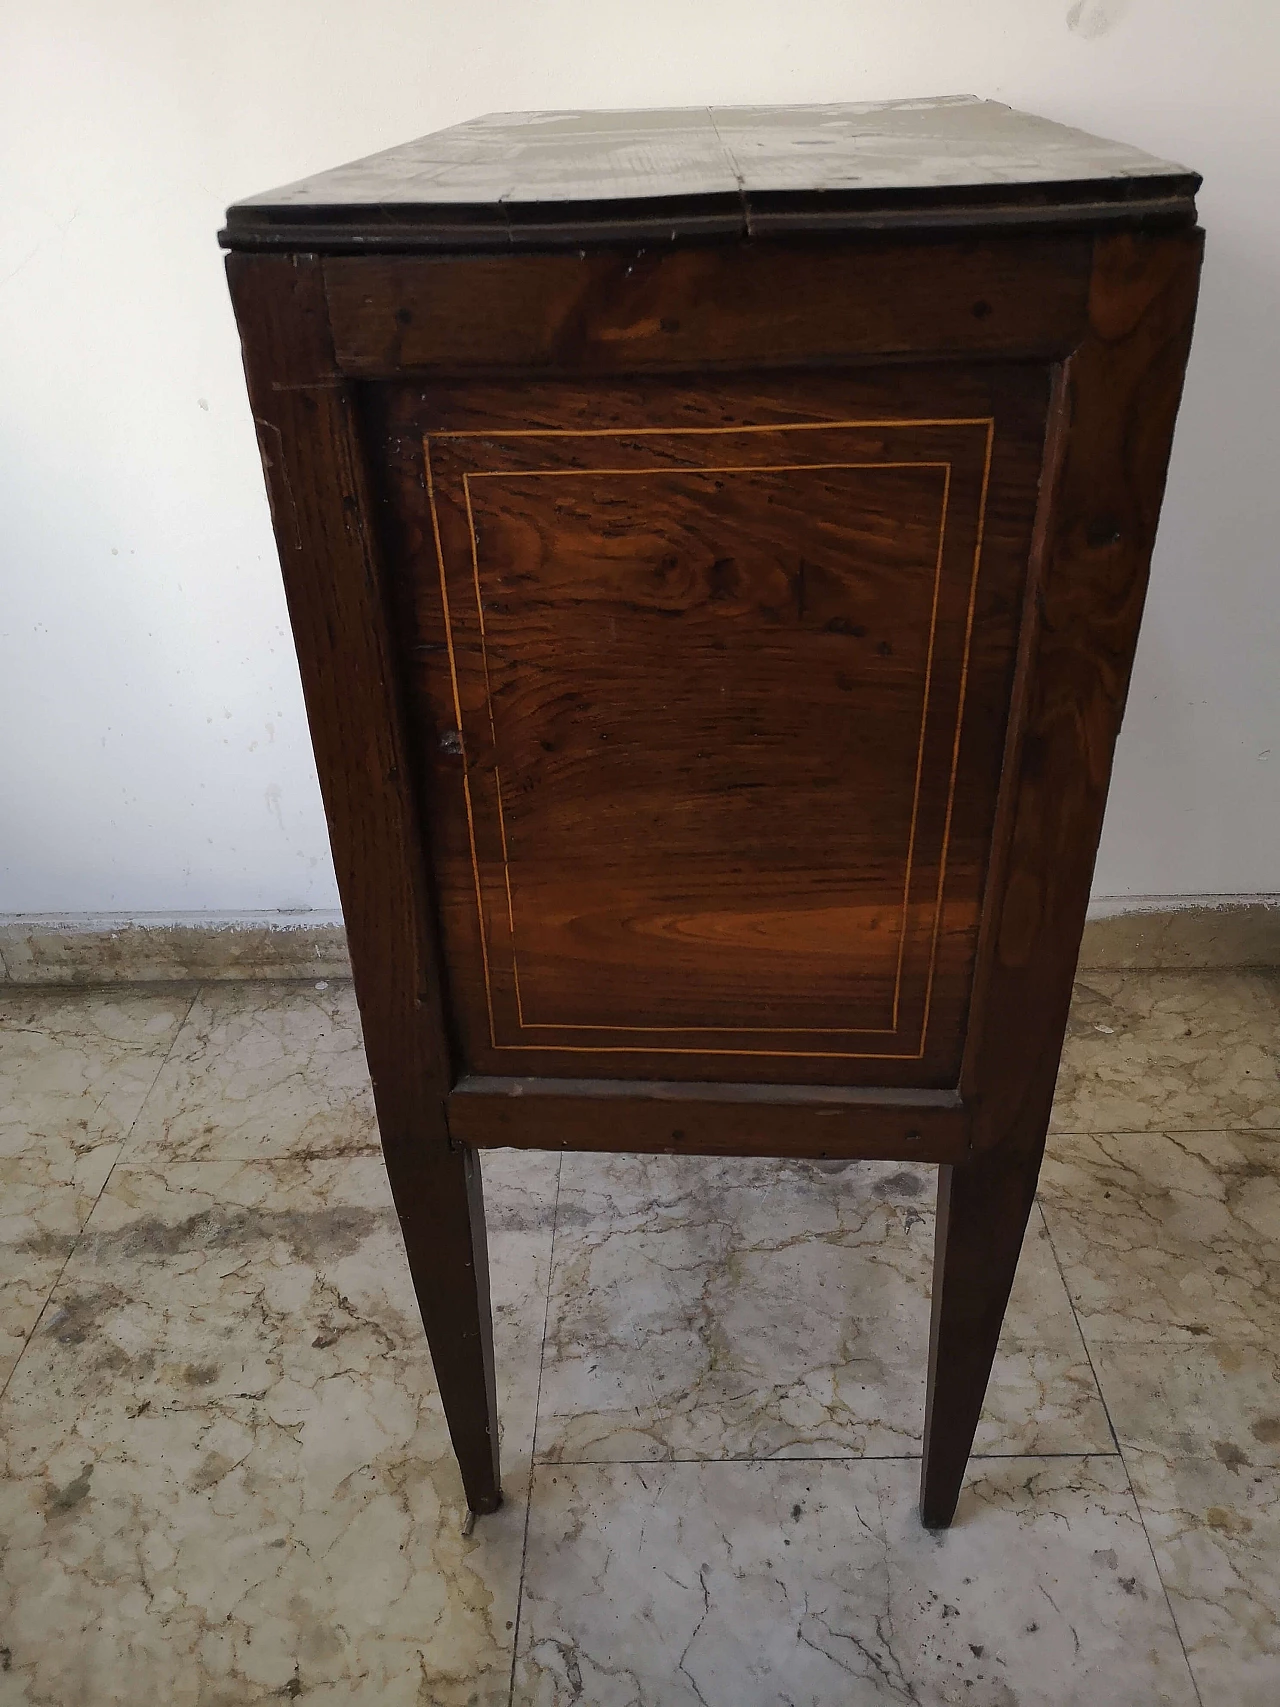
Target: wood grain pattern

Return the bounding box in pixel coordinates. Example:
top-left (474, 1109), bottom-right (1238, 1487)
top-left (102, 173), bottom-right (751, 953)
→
top-left (920, 227), bottom-right (1204, 1528)
top-left (324, 238), bottom-right (1093, 377)
top-left (366, 366), bottom-right (1050, 1085)
top-left (435, 438), bottom-right (974, 1066)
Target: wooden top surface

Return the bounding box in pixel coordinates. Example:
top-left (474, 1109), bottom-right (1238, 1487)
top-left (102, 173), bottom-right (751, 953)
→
top-left (221, 96), bottom-right (1198, 252)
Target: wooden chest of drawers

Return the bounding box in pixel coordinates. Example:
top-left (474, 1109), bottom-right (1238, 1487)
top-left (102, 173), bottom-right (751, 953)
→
top-left (222, 97), bottom-right (1202, 1527)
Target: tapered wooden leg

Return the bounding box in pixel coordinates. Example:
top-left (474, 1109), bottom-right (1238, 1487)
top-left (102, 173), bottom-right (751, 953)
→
top-left (920, 1137), bottom-right (1046, 1529)
top-left (381, 1137), bottom-right (502, 1515)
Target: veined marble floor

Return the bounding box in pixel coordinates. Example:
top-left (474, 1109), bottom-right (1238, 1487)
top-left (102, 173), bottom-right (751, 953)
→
top-left (1, 972), bottom-right (1278, 1706)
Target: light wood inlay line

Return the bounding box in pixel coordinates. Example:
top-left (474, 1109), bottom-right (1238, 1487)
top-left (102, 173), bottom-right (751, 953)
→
top-left (893, 459), bottom-right (952, 1033)
top-left (460, 461), bottom-right (948, 1041)
top-left (917, 418), bottom-right (995, 1054)
top-left (430, 417), bottom-right (996, 438)
top-left (426, 449), bottom-right (499, 1050)
top-left (458, 475), bottom-right (524, 1029)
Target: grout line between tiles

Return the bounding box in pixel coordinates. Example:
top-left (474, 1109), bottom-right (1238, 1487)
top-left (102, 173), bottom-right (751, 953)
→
top-left (507, 1150), bottom-right (563, 1707)
top-left (1037, 1197), bottom-right (1205, 1706)
top-left (533, 1450), bottom-right (1126, 1468)
top-left (0, 982), bottom-right (202, 1407)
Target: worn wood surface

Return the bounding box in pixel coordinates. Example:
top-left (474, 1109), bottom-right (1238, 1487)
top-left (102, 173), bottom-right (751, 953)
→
top-left (448, 1076), bottom-right (968, 1161)
top-left (324, 237), bottom-right (1093, 376)
top-left (225, 253), bottom-right (502, 1514)
top-left (367, 364), bottom-right (1049, 1086)
top-left (920, 227), bottom-right (1204, 1528)
top-left (221, 97), bottom-right (1198, 252)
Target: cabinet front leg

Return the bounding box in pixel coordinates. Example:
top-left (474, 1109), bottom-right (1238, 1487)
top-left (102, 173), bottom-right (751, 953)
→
top-left (383, 1137), bottom-right (502, 1515)
top-left (919, 1136), bottom-right (1046, 1529)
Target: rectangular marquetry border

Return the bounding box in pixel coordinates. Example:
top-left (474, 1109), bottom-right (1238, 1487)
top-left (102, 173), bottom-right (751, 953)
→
top-left (462, 461), bottom-right (947, 1040)
top-left (424, 417), bottom-right (994, 1061)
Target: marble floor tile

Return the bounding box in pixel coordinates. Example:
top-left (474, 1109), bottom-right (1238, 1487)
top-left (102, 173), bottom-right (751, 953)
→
top-left (513, 1457), bottom-right (1197, 1706)
top-left (8, 969), bottom-right (1280, 1703)
top-left (0, 989), bottom-right (192, 1385)
top-left (1093, 1341), bottom-right (1280, 1466)
top-left (0, 1148), bottom-right (558, 1707)
top-left (1093, 1342), bottom-right (1280, 1707)
top-left (535, 1153), bottom-right (1111, 1463)
top-left (1040, 1127), bottom-right (1280, 1343)
top-left (1052, 971), bottom-right (1280, 1133)
top-left (482, 1146), bottom-right (563, 1236)
top-left (124, 981), bottom-right (379, 1165)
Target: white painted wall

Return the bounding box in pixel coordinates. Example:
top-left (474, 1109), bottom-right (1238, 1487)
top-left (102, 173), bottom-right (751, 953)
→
top-left (2, 0), bottom-right (1277, 914)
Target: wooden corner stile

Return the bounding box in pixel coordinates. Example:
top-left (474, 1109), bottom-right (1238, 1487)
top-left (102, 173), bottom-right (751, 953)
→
top-left (224, 252), bottom-right (503, 1515)
top-left (920, 228), bottom-right (1204, 1528)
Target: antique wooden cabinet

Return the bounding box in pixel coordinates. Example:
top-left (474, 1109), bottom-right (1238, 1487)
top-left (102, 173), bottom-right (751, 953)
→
top-left (221, 97), bottom-right (1202, 1528)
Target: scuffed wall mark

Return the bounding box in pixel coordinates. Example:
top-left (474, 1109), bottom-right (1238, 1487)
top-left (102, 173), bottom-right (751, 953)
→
top-left (1067, 0), bottom-right (1129, 37)
top-left (265, 782), bottom-right (286, 836)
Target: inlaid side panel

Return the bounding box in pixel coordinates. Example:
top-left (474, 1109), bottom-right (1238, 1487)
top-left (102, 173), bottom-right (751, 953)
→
top-left (435, 425), bottom-right (983, 1060)
top-left (367, 369), bottom-right (1050, 1086)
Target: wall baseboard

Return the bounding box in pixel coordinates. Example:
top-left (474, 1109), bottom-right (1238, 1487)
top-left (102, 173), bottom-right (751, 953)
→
top-left (0, 912), bottom-right (350, 986)
top-left (1, 898), bottom-right (1277, 988)
top-left (1075, 895), bottom-right (1280, 972)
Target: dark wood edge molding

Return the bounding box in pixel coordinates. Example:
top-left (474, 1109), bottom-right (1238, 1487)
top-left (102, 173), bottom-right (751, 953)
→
top-left (447, 1076), bottom-right (969, 1162)
top-left (219, 176), bottom-right (1199, 255)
